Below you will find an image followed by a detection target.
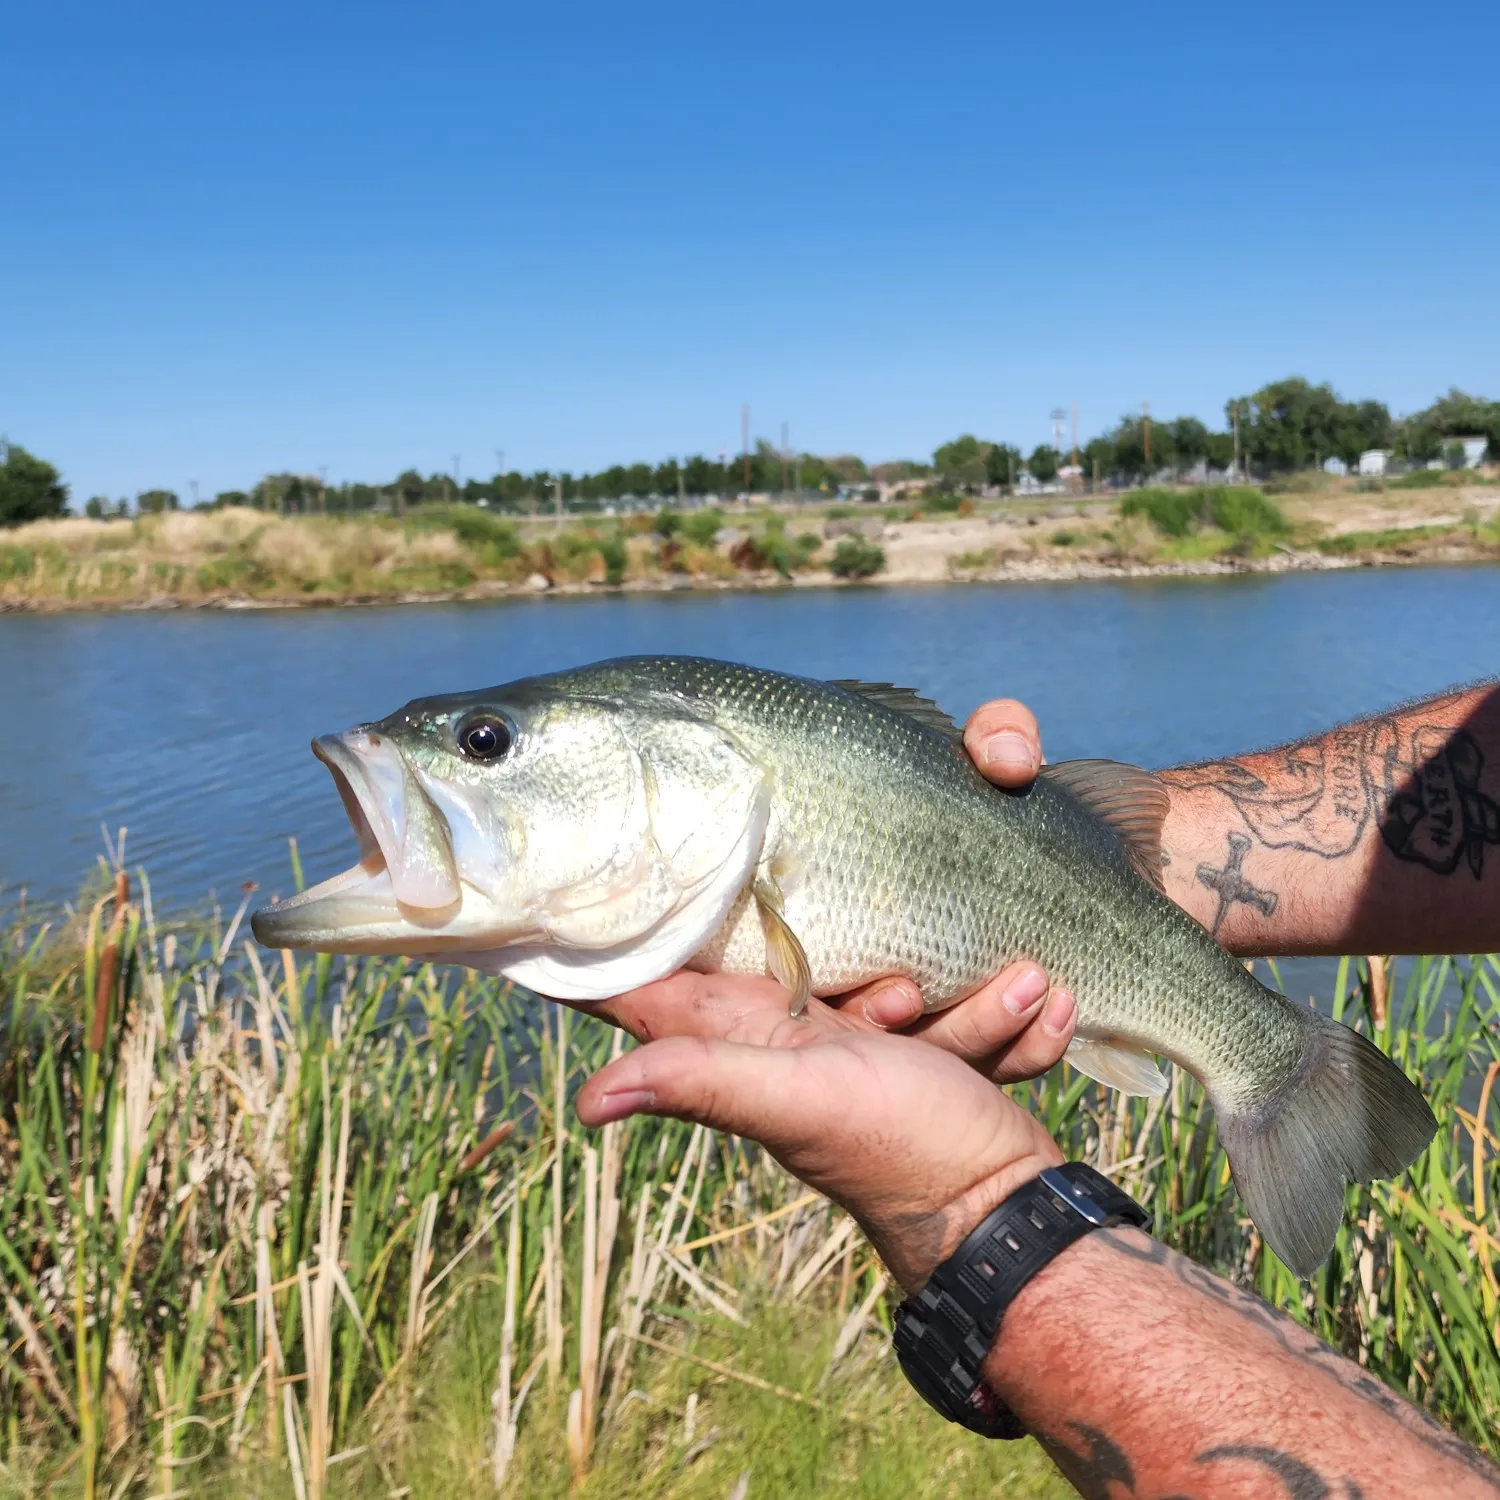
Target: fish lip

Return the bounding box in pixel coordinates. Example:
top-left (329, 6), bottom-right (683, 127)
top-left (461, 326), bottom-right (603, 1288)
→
top-left (314, 728), bottom-right (462, 911)
top-left (311, 731), bottom-right (390, 875)
top-left (250, 728), bottom-right (467, 950)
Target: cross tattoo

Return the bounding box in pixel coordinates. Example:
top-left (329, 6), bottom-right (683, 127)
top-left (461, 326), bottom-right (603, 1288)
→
top-left (1196, 833), bottom-right (1278, 935)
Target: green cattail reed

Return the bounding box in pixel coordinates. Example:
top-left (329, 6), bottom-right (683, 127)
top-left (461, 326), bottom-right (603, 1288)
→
top-left (0, 870), bottom-right (1497, 1494)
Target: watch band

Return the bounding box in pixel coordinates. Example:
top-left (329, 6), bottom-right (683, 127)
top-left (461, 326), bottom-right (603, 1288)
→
top-left (893, 1162), bottom-right (1152, 1439)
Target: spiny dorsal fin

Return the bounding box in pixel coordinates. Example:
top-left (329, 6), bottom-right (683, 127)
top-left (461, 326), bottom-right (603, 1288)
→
top-left (1039, 758), bottom-right (1169, 892)
top-left (829, 680), bottom-right (963, 743)
top-left (753, 879), bottom-right (813, 1017)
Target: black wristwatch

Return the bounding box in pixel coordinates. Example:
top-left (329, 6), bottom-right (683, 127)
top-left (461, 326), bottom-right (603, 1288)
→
top-left (893, 1162), bottom-right (1151, 1439)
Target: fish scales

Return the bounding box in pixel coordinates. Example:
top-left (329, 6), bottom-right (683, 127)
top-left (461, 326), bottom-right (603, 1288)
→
top-left (569, 656), bottom-right (1297, 1099)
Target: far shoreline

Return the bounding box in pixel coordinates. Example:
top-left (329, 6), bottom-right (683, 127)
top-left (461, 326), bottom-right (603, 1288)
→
top-left (4, 541), bottom-right (1495, 616)
top-left (3, 478), bottom-right (1497, 616)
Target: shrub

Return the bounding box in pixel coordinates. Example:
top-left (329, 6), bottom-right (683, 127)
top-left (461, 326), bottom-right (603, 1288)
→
top-left (0, 545), bottom-right (35, 580)
top-left (732, 517), bottom-right (821, 577)
top-left (407, 506), bottom-right (520, 565)
top-left (1120, 486), bottom-right (1288, 539)
top-left (597, 532), bottom-right (628, 585)
top-left (828, 537), bottom-right (885, 579)
top-left (1050, 530), bottom-right (1077, 547)
top-left (653, 508), bottom-right (682, 538)
top-left (1389, 469), bottom-right (1453, 490)
top-left (679, 509), bottom-right (723, 547)
top-left (921, 489), bottom-right (964, 513)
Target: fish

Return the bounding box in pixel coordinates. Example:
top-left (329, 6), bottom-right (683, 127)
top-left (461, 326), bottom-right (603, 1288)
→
top-left (251, 654), bottom-right (1436, 1277)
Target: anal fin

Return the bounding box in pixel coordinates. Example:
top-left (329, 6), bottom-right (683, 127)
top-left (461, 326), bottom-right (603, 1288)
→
top-left (1066, 1036), bottom-right (1170, 1097)
top-left (753, 880), bottom-right (812, 1017)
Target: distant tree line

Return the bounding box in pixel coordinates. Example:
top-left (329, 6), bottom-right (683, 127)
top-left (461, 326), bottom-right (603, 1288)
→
top-left (7, 377), bottom-right (1499, 529)
top-left (933, 381), bottom-right (1500, 493)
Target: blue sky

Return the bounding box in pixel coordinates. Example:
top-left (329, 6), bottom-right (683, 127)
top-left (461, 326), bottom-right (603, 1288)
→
top-left (4, 0), bottom-right (1497, 503)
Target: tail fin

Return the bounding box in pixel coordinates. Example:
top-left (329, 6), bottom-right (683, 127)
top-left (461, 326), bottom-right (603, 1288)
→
top-left (1215, 1012), bottom-right (1436, 1279)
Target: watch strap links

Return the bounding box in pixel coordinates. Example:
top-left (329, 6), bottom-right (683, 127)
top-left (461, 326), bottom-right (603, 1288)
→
top-left (893, 1162), bottom-right (1151, 1439)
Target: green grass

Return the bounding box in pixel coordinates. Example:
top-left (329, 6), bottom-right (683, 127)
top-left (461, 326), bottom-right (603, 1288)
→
top-left (2, 866), bottom-right (1498, 1497)
top-left (1388, 469), bottom-right (1463, 490)
top-left (1120, 486), bottom-right (1288, 541)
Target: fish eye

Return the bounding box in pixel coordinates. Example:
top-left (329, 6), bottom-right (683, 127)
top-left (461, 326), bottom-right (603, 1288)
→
top-left (455, 712), bottom-right (513, 762)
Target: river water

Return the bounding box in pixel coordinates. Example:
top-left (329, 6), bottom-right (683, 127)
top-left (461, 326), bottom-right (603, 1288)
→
top-left (2, 567), bottom-right (1497, 997)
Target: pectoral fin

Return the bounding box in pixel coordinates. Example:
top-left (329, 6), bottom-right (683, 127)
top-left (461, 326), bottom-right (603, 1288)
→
top-left (1066, 1036), bottom-right (1170, 1097)
top-left (753, 880), bottom-right (812, 1017)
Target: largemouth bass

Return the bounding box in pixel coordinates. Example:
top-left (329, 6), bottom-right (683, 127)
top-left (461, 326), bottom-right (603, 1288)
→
top-left (251, 656), bottom-right (1435, 1276)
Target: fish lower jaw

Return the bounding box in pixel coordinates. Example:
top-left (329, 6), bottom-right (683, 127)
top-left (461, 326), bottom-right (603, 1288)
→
top-left (249, 860), bottom-right (533, 954)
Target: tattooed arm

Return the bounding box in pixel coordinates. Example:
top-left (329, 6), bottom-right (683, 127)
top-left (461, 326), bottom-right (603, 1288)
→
top-left (1155, 683), bottom-right (1500, 955)
top-left (965, 684), bottom-right (1500, 956)
top-left (987, 1225), bottom-right (1499, 1499)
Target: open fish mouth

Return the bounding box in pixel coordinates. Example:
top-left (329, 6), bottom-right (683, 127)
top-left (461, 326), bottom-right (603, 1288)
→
top-left (251, 729), bottom-right (470, 952)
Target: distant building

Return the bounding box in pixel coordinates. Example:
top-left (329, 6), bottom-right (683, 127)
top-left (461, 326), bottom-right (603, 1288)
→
top-left (1323, 456), bottom-right (1349, 477)
top-left (1358, 450), bottom-right (1389, 476)
top-left (1455, 435), bottom-right (1490, 468)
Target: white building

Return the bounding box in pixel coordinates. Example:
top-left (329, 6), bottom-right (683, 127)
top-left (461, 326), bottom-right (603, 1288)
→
top-left (1456, 435), bottom-right (1490, 468)
top-left (1358, 450), bottom-right (1390, 477)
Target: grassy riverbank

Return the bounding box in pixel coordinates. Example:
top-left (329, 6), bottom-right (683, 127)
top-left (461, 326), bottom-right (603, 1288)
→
top-left (3, 861), bottom-right (1499, 1497)
top-left (2, 477), bottom-right (1498, 612)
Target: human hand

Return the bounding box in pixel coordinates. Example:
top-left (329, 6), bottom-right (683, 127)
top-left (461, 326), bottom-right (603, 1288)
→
top-left (575, 971), bottom-right (1064, 1290)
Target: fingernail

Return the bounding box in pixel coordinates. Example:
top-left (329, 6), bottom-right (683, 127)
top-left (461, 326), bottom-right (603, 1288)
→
top-left (596, 1087), bottom-right (655, 1121)
top-left (1042, 988), bottom-right (1076, 1037)
top-left (981, 731), bottom-right (1037, 773)
top-left (1001, 966), bottom-right (1049, 1016)
top-left (864, 981), bottom-right (923, 1029)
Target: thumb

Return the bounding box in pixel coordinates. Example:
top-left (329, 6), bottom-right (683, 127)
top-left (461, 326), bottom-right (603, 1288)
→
top-left (575, 1035), bottom-right (812, 1149)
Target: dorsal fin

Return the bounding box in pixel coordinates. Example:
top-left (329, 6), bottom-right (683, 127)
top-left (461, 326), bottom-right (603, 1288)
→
top-left (1039, 759), bottom-right (1169, 891)
top-left (829, 680), bottom-right (963, 743)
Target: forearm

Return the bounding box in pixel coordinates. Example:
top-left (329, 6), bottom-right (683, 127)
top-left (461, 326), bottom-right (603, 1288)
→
top-left (1157, 683), bottom-right (1500, 955)
top-left (986, 1228), bottom-right (1499, 1498)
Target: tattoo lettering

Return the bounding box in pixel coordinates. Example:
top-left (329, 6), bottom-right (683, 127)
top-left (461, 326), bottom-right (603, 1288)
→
top-left (1382, 726), bottom-right (1500, 876)
top-left (1164, 714), bottom-right (1500, 879)
top-left (1195, 832), bottom-right (1278, 934)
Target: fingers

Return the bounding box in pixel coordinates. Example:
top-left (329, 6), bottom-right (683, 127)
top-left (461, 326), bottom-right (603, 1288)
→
top-left (907, 963), bottom-right (1078, 1084)
top-left (576, 1034), bottom-right (813, 1148)
top-left (825, 976), bottom-right (924, 1030)
top-left (576, 969), bottom-right (857, 1048)
top-left (963, 698), bottom-right (1042, 788)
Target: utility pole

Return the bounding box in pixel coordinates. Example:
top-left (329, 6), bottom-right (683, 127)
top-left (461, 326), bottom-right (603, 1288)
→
top-left (1232, 403), bottom-right (1242, 480)
top-left (741, 404), bottom-right (750, 498)
top-left (452, 454), bottom-right (460, 504)
top-left (190, 479), bottom-right (199, 509)
top-left (780, 421), bottom-right (789, 500)
top-left (317, 465), bottom-right (328, 512)
top-left (554, 474), bottom-right (564, 529)
top-left (1070, 400), bottom-right (1079, 470)
top-left (1143, 400), bottom-right (1152, 468)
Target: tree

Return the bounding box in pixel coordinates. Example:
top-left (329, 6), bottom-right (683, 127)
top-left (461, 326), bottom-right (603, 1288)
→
top-left (933, 434), bottom-right (987, 491)
top-left (137, 489), bottom-right (179, 514)
top-left (1028, 445), bottom-right (1060, 483)
top-left (985, 443), bottom-right (1022, 489)
top-left (1395, 389), bottom-right (1500, 464)
top-left (85, 496), bottom-right (109, 519)
top-left (1227, 377), bottom-right (1390, 471)
top-left (0, 444), bottom-right (69, 527)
